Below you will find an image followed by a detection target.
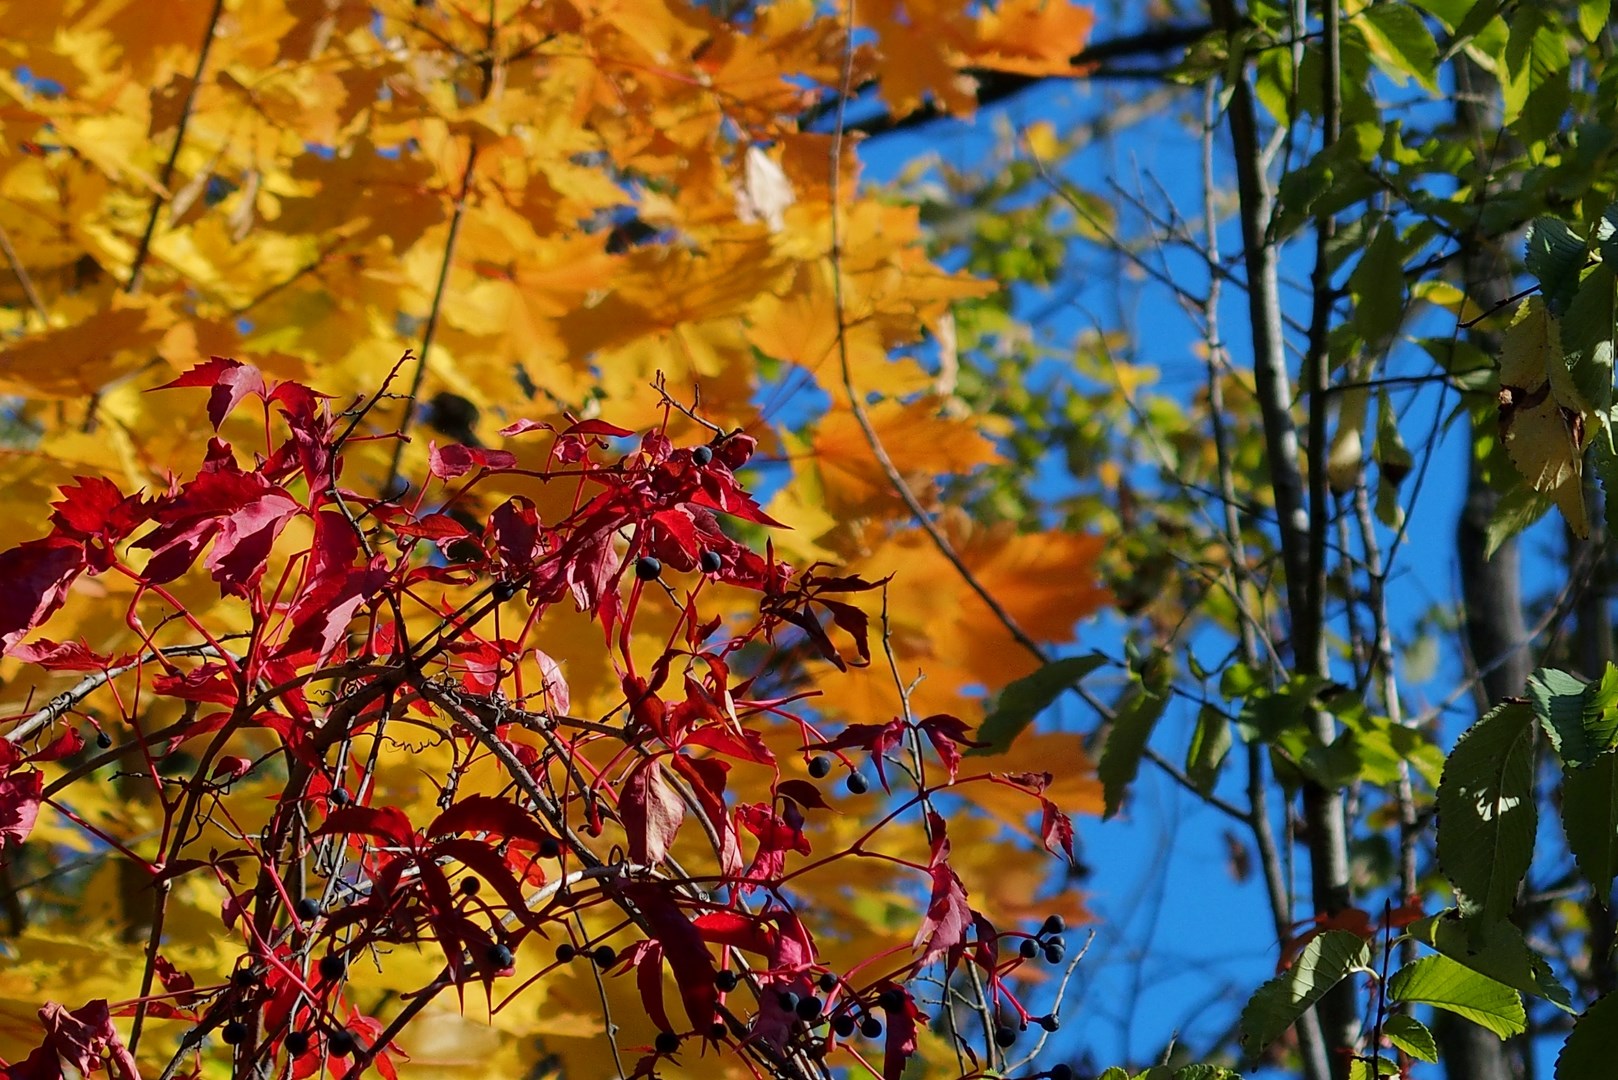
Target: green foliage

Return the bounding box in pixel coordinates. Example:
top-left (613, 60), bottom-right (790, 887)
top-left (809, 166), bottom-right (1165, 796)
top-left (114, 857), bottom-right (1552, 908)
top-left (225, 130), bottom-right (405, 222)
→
top-left (1381, 1014), bottom-right (1439, 1063)
top-left (1556, 990), bottom-right (1618, 1080)
top-left (1406, 912), bottom-right (1575, 1011)
top-left (1100, 673), bottom-right (1170, 819)
top-left (1386, 956), bottom-right (1527, 1039)
top-left (972, 653), bottom-right (1110, 754)
top-left (1435, 702), bottom-right (1537, 921)
top-left (1239, 931), bottom-right (1372, 1056)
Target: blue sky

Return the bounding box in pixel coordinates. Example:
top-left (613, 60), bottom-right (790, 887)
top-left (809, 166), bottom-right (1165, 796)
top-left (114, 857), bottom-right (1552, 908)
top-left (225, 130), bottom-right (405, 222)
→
top-left (833, 37), bottom-right (1576, 1079)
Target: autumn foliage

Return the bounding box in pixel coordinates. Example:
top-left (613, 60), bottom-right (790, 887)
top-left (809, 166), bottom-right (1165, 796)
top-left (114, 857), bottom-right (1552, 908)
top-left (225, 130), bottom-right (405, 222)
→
top-left (0, 1), bottom-right (1107, 1077)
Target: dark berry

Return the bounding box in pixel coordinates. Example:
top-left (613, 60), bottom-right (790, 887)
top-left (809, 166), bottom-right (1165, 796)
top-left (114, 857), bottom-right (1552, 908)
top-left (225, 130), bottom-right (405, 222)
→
top-left (635, 556), bottom-right (662, 581)
top-left (832, 1015), bottom-right (856, 1038)
top-left (233, 968), bottom-right (258, 988)
top-left (592, 944), bottom-right (617, 968)
top-left (1040, 914), bottom-right (1066, 937)
top-left (330, 788), bottom-right (350, 806)
top-left (1043, 941), bottom-right (1066, 965)
top-left (1018, 938), bottom-right (1039, 959)
top-left (460, 877), bottom-right (481, 897)
top-left (492, 579), bottom-right (519, 602)
top-left (1050, 1065), bottom-right (1075, 1080)
top-left (488, 943), bottom-right (514, 968)
top-left (994, 1026), bottom-right (1017, 1048)
top-left (878, 988), bottom-right (905, 1011)
top-left (808, 755), bottom-right (832, 779)
top-left (654, 1031), bottom-right (681, 1055)
top-left (294, 898), bottom-right (321, 921)
top-left (1038, 1015), bottom-right (1060, 1032)
top-left (318, 954), bottom-right (346, 982)
top-left (221, 1020), bottom-right (248, 1045)
top-left (328, 1030), bottom-right (356, 1057)
top-left (860, 1017), bottom-right (883, 1038)
top-left (700, 549), bottom-right (723, 574)
top-left (555, 943), bottom-right (576, 963)
top-left (709, 1022), bottom-right (728, 1040)
top-left (817, 972), bottom-right (838, 992)
top-left (777, 990), bottom-right (800, 1013)
top-left (795, 996), bottom-right (823, 1021)
top-left (95, 731), bottom-right (113, 749)
top-left (715, 970), bottom-right (739, 992)
top-left (845, 773), bottom-right (869, 795)
top-left (693, 445), bottom-right (714, 466)
top-left (539, 837), bottom-right (561, 858)
top-left (284, 1031), bottom-right (310, 1056)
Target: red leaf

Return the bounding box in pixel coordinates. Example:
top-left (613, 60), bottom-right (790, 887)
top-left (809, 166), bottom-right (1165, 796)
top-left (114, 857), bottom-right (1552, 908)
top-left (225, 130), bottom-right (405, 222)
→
top-left (7, 639), bottom-right (127, 671)
top-left (1040, 799), bottom-right (1076, 864)
top-left (0, 771), bottom-right (43, 852)
top-left (49, 476), bottom-right (148, 548)
top-left (692, 910), bottom-right (775, 956)
top-left (562, 418), bottom-right (634, 438)
top-left (667, 755), bottom-right (742, 878)
top-left (33, 726), bottom-right (84, 763)
top-left (391, 512), bottom-right (473, 540)
top-left (737, 802), bottom-right (810, 887)
top-left (497, 418), bottom-right (554, 437)
top-left (806, 719), bottom-right (906, 792)
top-left (314, 805), bottom-right (414, 845)
top-left (881, 987), bottom-right (921, 1080)
top-left (917, 713), bottom-right (988, 783)
top-left (0, 538), bottom-right (87, 657)
top-left (621, 884), bottom-right (718, 1030)
top-left (427, 795), bottom-right (555, 847)
top-left (774, 779), bottom-right (830, 811)
top-left (31, 999), bottom-right (139, 1080)
top-left (152, 665), bottom-right (239, 705)
top-left (630, 940), bottom-right (674, 1033)
top-left (152, 356), bottom-right (267, 429)
top-left (428, 442), bottom-right (518, 480)
top-left (621, 758), bottom-right (685, 866)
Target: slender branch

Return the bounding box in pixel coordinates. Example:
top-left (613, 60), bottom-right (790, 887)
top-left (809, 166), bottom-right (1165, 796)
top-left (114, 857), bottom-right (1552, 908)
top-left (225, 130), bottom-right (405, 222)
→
top-left (126, 0), bottom-right (224, 295)
top-left (0, 221), bottom-right (48, 325)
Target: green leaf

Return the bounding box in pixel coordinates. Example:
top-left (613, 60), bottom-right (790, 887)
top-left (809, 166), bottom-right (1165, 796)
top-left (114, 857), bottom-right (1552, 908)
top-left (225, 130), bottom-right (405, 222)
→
top-left (1387, 955), bottom-right (1526, 1038)
top-left (1598, 202), bottom-right (1618, 268)
top-left (1435, 0), bottom-right (1502, 59)
top-left (1484, 485), bottom-right (1554, 558)
top-left (1407, 911), bottom-right (1575, 1011)
top-left (1349, 222), bottom-right (1406, 344)
top-left (1173, 1067), bottom-right (1241, 1080)
top-left (1528, 666), bottom-right (1618, 767)
top-left (1357, 5), bottom-right (1439, 91)
top-left (1098, 1070), bottom-right (1130, 1080)
top-left (972, 654), bottom-right (1108, 754)
top-left (1557, 990), bottom-right (1618, 1080)
top-left (1347, 1059), bottom-right (1398, 1079)
top-left (1240, 930), bottom-right (1371, 1055)
top-left (1563, 750), bottom-right (1618, 903)
top-left (1562, 264), bottom-right (1616, 413)
top-left (1100, 680), bottom-right (1169, 819)
top-left (1525, 217), bottom-right (1589, 316)
top-left (1578, 0), bottom-right (1612, 43)
top-left (1382, 1014), bottom-right (1438, 1063)
top-left (1435, 701), bottom-right (1536, 921)
top-left (1186, 705), bottom-right (1233, 795)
